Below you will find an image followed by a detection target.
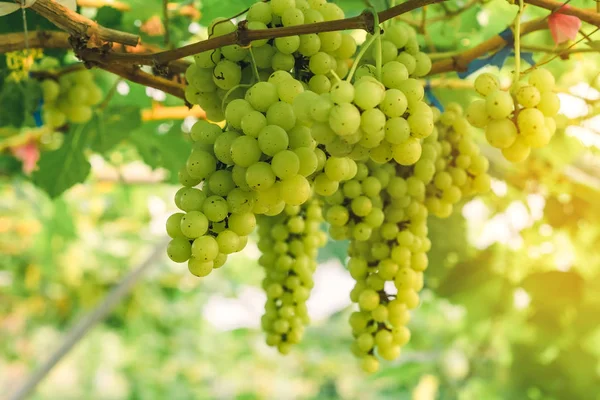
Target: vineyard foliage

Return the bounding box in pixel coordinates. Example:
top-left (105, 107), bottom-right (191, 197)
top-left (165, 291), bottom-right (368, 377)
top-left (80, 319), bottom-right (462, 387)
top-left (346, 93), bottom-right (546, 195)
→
top-left (1, 0), bottom-right (600, 398)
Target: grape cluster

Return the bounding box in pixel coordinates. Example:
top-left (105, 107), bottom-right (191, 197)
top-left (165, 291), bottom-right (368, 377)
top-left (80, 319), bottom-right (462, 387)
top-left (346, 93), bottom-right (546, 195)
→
top-left (185, 0), bottom-right (356, 121)
top-left (257, 199), bottom-right (327, 353)
top-left (466, 68), bottom-right (560, 162)
top-left (424, 104), bottom-right (491, 218)
top-left (293, 21), bottom-right (435, 167)
top-left (40, 69), bottom-right (103, 128)
top-left (344, 161), bottom-right (430, 373)
top-left (166, 120), bottom-right (256, 277)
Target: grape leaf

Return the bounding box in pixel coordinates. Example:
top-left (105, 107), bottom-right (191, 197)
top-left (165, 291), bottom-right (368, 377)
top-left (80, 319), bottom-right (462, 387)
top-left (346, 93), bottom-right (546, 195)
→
top-left (199, 0), bottom-right (256, 23)
top-left (87, 106), bottom-right (142, 154)
top-left (128, 122), bottom-right (189, 182)
top-left (31, 127), bottom-right (91, 198)
top-left (95, 6), bottom-right (124, 29)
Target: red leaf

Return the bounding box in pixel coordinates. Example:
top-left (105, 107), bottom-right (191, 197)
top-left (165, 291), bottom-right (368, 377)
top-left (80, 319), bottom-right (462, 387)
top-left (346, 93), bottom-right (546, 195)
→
top-left (548, 6), bottom-right (582, 44)
top-left (11, 140), bottom-right (40, 175)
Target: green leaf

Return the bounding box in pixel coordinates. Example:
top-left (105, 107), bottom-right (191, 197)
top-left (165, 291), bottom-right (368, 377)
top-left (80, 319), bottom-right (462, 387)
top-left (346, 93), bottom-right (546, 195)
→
top-left (199, 0), bottom-right (256, 23)
top-left (128, 121), bottom-right (189, 182)
top-left (0, 80), bottom-right (41, 128)
top-left (87, 106), bottom-right (142, 154)
top-left (31, 127), bottom-right (91, 198)
top-left (95, 6), bottom-right (123, 29)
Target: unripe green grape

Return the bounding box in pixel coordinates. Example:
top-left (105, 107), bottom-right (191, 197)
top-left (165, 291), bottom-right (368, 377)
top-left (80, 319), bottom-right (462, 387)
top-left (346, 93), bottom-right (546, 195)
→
top-left (280, 174), bottom-right (311, 206)
top-left (178, 167), bottom-right (202, 187)
top-left (501, 136), bottom-right (530, 162)
top-left (207, 170), bottom-right (236, 196)
top-left (485, 118), bottom-right (517, 149)
top-left (536, 91), bottom-right (560, 117)
top-left (384, 117), bottom-right (410, 144)
top-left (354, 79), bottom-right (385, 110)
top-left (393, 138), bottom-right (422, 165)
top-left (330, 81), bottom-right (355, 104)
top-left (528, 68), bottom-right (555, 90)
top-left (465, 99), bottom-right (489, 128)
top-left (225, 99), bottom-right (253, 129)
top-left (310, 96), bottom-right (334, 122)
top-left (246, 82), bottom-right (278, 112)
top-left (329, 103), bottom-right (361, 136)
top-left (517, 108), bottom-right (546, 136)
top-left (213, 60), bottom-right (242, 90)
top-left (203, 195), bottom-right (229, 222)
top-left (246, 162), bottom-right (277, 191)
top-left (275, 36), bottom-right (300, 54)
top-left (474, 72), bottom-right (500, 96)
top-left (288, 125), bottom-right (315, 149)
top-left (166, 213), bottom-right (186, 238)
top-left (309, 52), bottom-right (334, 75)
top-left (523, 127), bottom-right (552, 148)
top-left (217, 229), bottom-right (240, 254)
top-left (412, 52), bottom-right (432, 77)
top-left (266, 101), bottom-right (296, 131)
top-left (271, 0), bottom-right (295, 16)
top-left (516, 85), bottom-right (541, 108)
top-left (272, 150), bottom-right (301, 179)
top-left (314, 173), bottom-right (339, 196)
top-left (379, 89), bottom-right (408, 118)
top-left (180, 211), bottom-right (209, 239)
top-left (213, 130), bottom-right (240, 165)
top-left (191, 120), bottom-right (222, 143)
top-left (361, 355), bottom-right (380, 374)
top-left (282, 8), bottom-right (304, 26)
top-left (247, 1), bottom-right (272, 24)
top-left (398, 78), bottom-right (424, 107)
top-left (271, 51), bottom-right (295, 71)
top-left (408, 113), bottom-right (434, 139)
top-left (294, 147), bottom-right (319, 176)
top-left (319, 2), bottom-right (344, 21)
top-left (241, 111), bottom-right (267, 138)
top-left (277, 79), bottom-right (304, 104)
top-left (230, 136), bottom-right (262, 167)
top-left (208, 18), bottom-right (236, 37)
top-left (485, 90), bottom-right (514, 119)
top-left (188, 258), bottom-right (213, 277)
top-left (336, 34), bottom-right (357, 59)
top-left (358, 289), bottom-right (380, 311)
top-left (192, 235), bottom-right (219, 262)
top-left (167, 238), bottom-right (192, 263)
top-left (227, 188), bottom-right (256, 214)
top-left (258, 125), bottom-right (289, 156)
top-left (308, 74), bottom-right (331, 94)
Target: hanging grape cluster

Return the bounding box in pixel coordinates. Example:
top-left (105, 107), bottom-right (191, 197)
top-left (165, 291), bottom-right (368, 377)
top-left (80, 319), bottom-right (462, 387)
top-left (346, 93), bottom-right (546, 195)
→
top-left (165, 0), bottom-right (561, 374)
top-left (40, 69), bottom-right (103, 127)
top-left (466, 68), bottom-right (560, 162)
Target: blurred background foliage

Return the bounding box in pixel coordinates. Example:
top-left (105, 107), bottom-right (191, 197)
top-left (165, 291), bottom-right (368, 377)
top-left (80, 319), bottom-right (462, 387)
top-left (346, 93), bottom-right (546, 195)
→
top-left (1, 0), bottom-right (600, 399)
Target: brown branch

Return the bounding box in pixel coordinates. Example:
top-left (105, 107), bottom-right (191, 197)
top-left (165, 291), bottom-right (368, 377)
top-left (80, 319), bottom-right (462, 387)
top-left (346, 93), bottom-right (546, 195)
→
top-left (97, 63), bottom-right (185, 100)
top-left (77, 0), bottom-right (447, 67)
top-left (0, 31), bottom-right (70, 53)
top-left (429, 18), bottom-right (548, 75)
top-left (21, 0), bottom-right (139, 46)
top-left (525, 0), bottom-right (600, 27)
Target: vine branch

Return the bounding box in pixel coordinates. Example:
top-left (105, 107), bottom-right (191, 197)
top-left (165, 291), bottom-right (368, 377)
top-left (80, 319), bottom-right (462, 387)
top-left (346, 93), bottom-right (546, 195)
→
top-left (15, 0), bottom-right (139, 46)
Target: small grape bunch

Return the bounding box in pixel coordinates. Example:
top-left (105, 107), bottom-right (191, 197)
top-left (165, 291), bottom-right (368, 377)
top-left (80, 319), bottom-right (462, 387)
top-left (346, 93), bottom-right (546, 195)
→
top-left (466, 68), bottom-right (560, 162)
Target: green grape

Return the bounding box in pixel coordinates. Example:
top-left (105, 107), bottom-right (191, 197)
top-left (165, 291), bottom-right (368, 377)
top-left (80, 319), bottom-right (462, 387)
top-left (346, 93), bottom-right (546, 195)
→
top-left (280, 174), bottom-right (311, 206)
top-left (517, 108), bottom-right (546, 136)
top-left (465, 99), bottom-right (489, 128)
top-left (298, 33), bottom-right (322, 57)
top-left (329, 103), bottom-right (361, 136)
top-left (178, 167), bottom-right (202, 187)
top-left (294, 147), bottom-right (319, 176)
top-left (288, 126), bottom-right (315, 149)
top-left (271, 52), bottom-right (295, 71)
top-left (474, 72), bottom-right (500, 96)
top-left (175, 187), bottom-right (206, 212)
top-left (227, 188), bottom-right (256, 214)
top-left (271, 0), bottom-right (295, 16)
top-left (247, 1), bottom-right (272, 24)
top-left (277, 79), bottom-right (304, 104)
top-left (393, 138), bottom-right (421, 165)
top-left (275, 36), bottom-right (301, 54)
top-left (528, 68), bottom-right (555, 90)
top-left (271, 150), bottom-right (301, 179)
top-left (396, 52), bottom-right (416, 75)
top-left (336, 34), bottom-right (357, 59)
top-left (502, 136), bottom-right (531, 162)
top-left (309, 52), bottom-right (334, 75)
top-left (167, 238), bottom-right (192, 263)
top-left (266, 101), bottom-right (296, 131)
top-left (166, 213), bottom-right (185, 238)
top-left (241, 110), bottom-right (267, 138)
top-left (258, 125), bottom-right (289, 156)
top-left (308, 74), bottom-right (331, 94)
top-left (246, 82), bottom-right (279, 112)
top-left (412, 52), bottom-right (432, 77)
top-left (192, 235), bottom-right (220, 261)
top-left (207, 169), bottom-right (236, 196)
top-left (246, 161), bottom-right (277, 191)
top-left (208, 18), bottom-right (236, 37)
top-left (381, 61), bottom-right (409, 89)
top-left (485, 90), bottom-right (514, 119)
top-left (225, 99), bottom-right (254, 129)
top-left (186, 149), bottom-right (217, 180)
top-left (384, 117), bottom-right (410, 144)
top-left (188, 258), bottom-right (214, 277)
top-left (398, 78), bottom-right (424, 107)
top-left (230, 136), bottom-right (262, 167)
top-left (318, 31), bottom-right (342, 52)
top-left (194, 49), bottom-right (221, 68)
top-left (379, 89), bottom-right (408, 118)
top-left (180, 211), bottom-right (210, 239)
top-left (213, 60), bottom-right (242, 90)
top-left (330, 81), bottom-right (355, 104)
top-left (282, 8), bottom-right (304, 26)
top-left (536, 91), bottom-right (560, 117)
top-left (203, 195), bottom-right (229, 222)
top-left (353, 78), bottom-right (385, 110)
top-left (213, 130), bottom-right (240, 164)
top-left (516, 85), bottom-right (541, 108)
top-left (319, 2), bottom-right (344, 20)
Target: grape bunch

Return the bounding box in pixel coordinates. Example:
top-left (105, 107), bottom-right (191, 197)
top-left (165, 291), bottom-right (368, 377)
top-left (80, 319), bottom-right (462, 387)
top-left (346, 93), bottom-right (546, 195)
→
top-left (293, 21), bottom-right (435, 167)
top-left (466, 68), bottom-right (560, 162)
top-left (344, 161), bottom-right (430, 373)
top-left (257, 199), bottom-right (327, 353)
top-left (185, 0), bottom-right (356, 121)
top-left (40, 69), bottom-right (103, 128)
top-left (424, 104), bottom-right (491, 218)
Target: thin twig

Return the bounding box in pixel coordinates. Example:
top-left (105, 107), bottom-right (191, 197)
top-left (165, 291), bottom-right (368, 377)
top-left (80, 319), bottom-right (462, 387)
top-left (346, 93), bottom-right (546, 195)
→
top-left (162, 0), bottom-right (171, 48)
top-left (7, 241), bottom-right (169, 400)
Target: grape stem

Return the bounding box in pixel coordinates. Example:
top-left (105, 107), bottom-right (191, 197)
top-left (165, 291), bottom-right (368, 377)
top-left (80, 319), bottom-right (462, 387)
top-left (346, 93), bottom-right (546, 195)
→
top-left (512, 0), bottom-right (524, 91)
top-left (220, 84), bottom-right (252, 113)
top-left (371, 8), bottom-right (383, 82)
top-left (346, 32), bottom-right (380, 82)
top-left (248, 47), bottom-right (262, 82)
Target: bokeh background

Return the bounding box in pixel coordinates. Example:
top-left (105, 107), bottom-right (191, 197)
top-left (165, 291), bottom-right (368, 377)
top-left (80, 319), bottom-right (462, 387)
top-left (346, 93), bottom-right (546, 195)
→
top-left (2, 0), bottom-right (600, 399)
